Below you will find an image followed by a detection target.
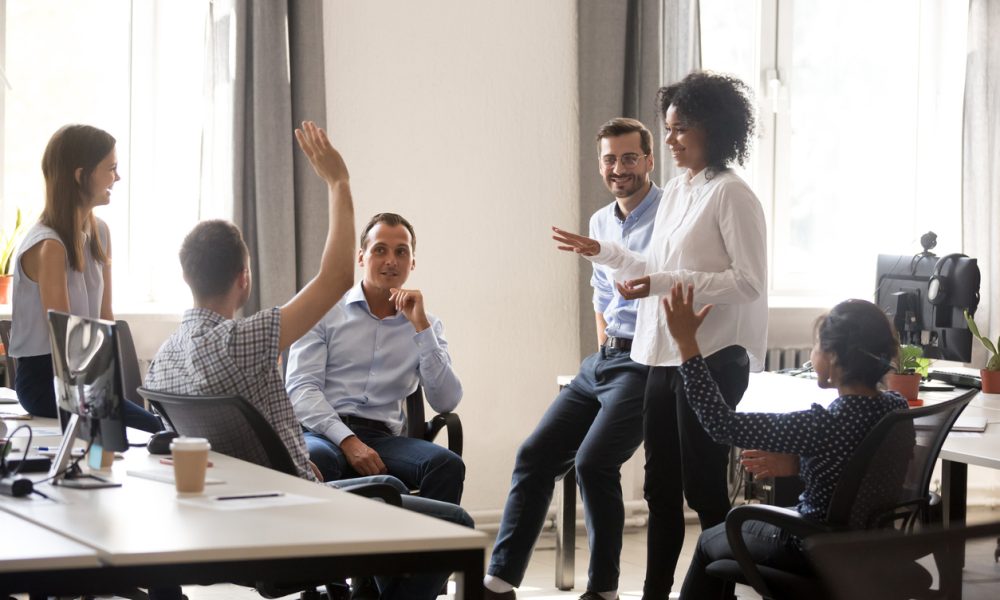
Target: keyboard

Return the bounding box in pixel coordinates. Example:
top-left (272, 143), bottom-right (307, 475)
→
top-left (928, 368), bottom-right (982, 390)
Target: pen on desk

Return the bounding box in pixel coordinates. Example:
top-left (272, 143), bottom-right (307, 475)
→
top-left (215, 492), bottom-right (284, 501)
top-left (159, 457), bottom-right (213, 467)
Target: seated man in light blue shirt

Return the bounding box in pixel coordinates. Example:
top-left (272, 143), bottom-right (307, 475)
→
top-left (285, 212), bottom-right (464, 504)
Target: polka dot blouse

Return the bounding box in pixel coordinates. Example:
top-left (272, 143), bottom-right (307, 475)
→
top-left (679, 355), bottom-right (909, 520)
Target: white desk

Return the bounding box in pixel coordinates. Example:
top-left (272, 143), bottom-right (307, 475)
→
top-left (936, 392), bottom-right (1000, 533)
top-left (0, 446), bottom-right (488, 598)
top-left (0, 511), bottom-right (100, 573)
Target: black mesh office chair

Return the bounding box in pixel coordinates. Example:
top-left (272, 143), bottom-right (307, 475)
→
top-left (704, 389), bottom-right (977, 600)
top-left (137, 387), bottom-right (401, 600)
top-left (806, 520), bottom-right (1000, 599)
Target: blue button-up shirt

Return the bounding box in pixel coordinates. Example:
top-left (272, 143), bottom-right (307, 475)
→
top-left (285, 281), bottom-right (462, 446)
top-left (590, 183), bottom-right (661, 339)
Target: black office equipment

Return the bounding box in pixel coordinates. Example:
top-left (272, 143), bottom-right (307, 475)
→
top-left (875, 235), bottom-right (980, 363)
top-left (146, 430), bottom-right (179, 455)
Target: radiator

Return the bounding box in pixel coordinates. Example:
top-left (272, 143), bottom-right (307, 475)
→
top-left (764, 346), bottom-right (812, 372)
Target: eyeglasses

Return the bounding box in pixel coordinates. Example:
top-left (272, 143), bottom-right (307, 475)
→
top-left (601, 153), bottom-right (646, 169)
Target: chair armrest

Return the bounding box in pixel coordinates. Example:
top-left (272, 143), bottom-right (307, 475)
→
top-left (425, 412), bottom-right (463, 456)
top-left (339, 482), bottom-right (403, 507)
top-left (725, 504), bottom-right (833, 598)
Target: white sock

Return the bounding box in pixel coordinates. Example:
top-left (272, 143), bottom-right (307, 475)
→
top-left (483, 575), bottom-right (514, 593)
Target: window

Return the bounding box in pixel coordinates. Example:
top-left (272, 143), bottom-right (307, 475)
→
top-left (0, 0), bottom-right (232, 311)
top-left (700, 0), bottom-right (969, 305)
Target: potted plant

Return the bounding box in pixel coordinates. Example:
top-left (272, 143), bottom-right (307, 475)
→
top-left (0, 208), bottom-right (29, 305)
top-left (886, 344), bottom-right (930, 405)
top-left (964, 310), bottom-right (1000, 394)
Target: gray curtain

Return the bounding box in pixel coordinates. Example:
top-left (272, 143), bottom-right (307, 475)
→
top-left (962, 0), bottom-right (1000, 366)
top-left (232, 0), bottom-right (328, 314)
top-left (576, 0), bottom-right (701, 357)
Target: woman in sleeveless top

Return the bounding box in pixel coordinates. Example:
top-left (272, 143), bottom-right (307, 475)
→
top-left (9, 124), bottom-right (161, 432)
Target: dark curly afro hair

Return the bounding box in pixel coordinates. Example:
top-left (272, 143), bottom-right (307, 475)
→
top-left (656, 71), bottom-right (756, 170)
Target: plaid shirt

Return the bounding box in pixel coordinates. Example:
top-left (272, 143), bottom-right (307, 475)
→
top-left (145, 307), bottom-right (316, 481)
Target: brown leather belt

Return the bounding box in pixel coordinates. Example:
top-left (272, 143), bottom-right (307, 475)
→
top-left (603, 336), bottom-right (632, 352)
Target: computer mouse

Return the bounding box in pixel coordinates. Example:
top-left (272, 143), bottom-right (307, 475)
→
top-left (146, 430), bottom-right (180, 455)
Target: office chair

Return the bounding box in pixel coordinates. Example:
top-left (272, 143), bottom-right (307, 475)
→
top-left (137, 387), bottom-right (401, 600)
top-left (405, 385), bottom-right (463, 456)
top-left (806, 519), bottom-right (1000, 599)
top-left (704, 389), bottom-right (977, 600)
top-left (0, 319), bottom-right (15, 388)
top-left (115, 320), bottom-right (156, 411)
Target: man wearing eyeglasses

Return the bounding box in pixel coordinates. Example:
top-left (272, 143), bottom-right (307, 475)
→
top-left (484, 118), bottom-right (661, 600)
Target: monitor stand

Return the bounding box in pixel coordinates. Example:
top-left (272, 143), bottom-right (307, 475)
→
top-left (47, 414), bottom-right (121, 489)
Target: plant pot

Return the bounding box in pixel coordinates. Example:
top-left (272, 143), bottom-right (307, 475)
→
top-left (886, 373), bottom-right (921, 403)
top-left (981, 369), bottom-right (1000, 394)
top-left (0, 274), bottom-right (11, 305)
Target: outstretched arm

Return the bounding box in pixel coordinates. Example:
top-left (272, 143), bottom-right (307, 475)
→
top-left (551, 226), bottom-right (649, 281)
top-left (279, 121), bottom-right (356, 351)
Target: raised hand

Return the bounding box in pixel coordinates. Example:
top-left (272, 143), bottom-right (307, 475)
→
top-left (662, 283), bottom-right (712, 359)
top-left (551, 226), bottom-right (601, 256)
top-left (294, 121), bottom-right (349, 185)
top-left (617, 276), bottom-right (651, 300)
top-left (389, 287), bottom-right (431, 333)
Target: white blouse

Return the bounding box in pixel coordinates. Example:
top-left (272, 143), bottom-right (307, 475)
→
top-left (588, 168), bottom-right (768, 370)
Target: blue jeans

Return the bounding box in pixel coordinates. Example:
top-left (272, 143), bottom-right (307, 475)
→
top-left (330, 475), bottom-right (474, 600)
top-left (679, 519), bottom-right (810, 600)
top-left (305, 427), bottom-right (465, 504)
top-left (15, 353), bottom-right (163, 433)
top-left (488, 347), bottom-right (647, 592)
top-left (642, 345), bottom-right (750, 599)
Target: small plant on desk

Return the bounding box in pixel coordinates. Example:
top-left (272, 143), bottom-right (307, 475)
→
top-left (964, 309), bottom-right (1000, 393)
top-left (887, 345), bottom-right (929, 405)
top-left (899, 344), bottom-right (931, 378)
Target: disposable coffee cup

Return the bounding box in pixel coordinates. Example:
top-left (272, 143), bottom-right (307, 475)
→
top-left (170, 437), bottom-right (211, 494)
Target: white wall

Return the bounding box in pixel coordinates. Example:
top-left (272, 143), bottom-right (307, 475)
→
top-left (322, 0), bottom-right (581, 512)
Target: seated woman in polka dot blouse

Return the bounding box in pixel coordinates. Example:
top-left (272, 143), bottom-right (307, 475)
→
top-left (662, 283), bottom-right (908, 600)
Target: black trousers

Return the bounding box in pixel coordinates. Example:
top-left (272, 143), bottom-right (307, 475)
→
top-left (641, 345), bottom-right (750, 599)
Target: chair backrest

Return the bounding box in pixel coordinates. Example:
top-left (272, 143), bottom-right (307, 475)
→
top-left (0, 319), bottom-right (16, 387)
top-left (826, 389), bottom-right (977, 530)
top-left (137, 387), bottom-right (299, 476)
top-left (405, 385), bottom-right (427, 439)
top-left (806, 519), bottom-right (1000, 600)
top-left (115, 320), bottom-right (145, 408)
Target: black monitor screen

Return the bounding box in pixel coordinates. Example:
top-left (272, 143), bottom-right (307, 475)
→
top-left (874, 253), bottom-right (981, 363)
top-left (47, 311), bottom-right (128, 452)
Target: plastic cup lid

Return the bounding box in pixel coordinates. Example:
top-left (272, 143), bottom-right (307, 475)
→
top-left (169, 436), bottom-right (211, 451)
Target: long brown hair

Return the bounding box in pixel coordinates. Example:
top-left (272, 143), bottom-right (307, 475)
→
top-left (40, 125), bottom-right (114, 271)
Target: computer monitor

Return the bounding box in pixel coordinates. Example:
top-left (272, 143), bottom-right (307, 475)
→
top-left (45, 310), bottom-right (127, 488)
top-left (874, 250), bottom-right (980, 363)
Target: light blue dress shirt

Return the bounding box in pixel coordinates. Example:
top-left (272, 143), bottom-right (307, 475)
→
top-left (285, 281), bottom-right (462, 446)
top-left (589, 183), bottom-right (662, 340)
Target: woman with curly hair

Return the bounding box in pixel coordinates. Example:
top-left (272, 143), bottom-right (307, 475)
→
top-left (553, 71), bottom-right (768, 598)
